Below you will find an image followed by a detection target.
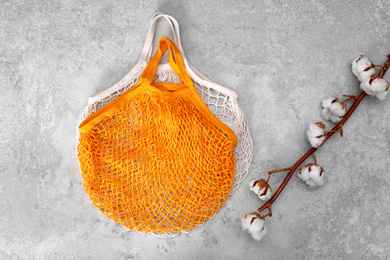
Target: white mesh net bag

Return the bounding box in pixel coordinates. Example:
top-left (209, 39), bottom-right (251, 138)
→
top-left (78, 13), bottom-right (253, 201)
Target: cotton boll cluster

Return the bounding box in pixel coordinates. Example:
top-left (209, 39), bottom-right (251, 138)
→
top-left (249, 179), bottom-right (272, 201)
top-left (321, 97), bottom-right (347, 123)
top-left (241, 214), bottom-right (267, 242)
top-left (360, 76), bottom-right (389, 100)
top-left (298, 163), bottom-right (324, 188)
top-left (352, 55), bottom-right (376, 82)
top-left (306, 122), bottom-right (326, 148)
top-left (351, 55), bottom-right (389, 100)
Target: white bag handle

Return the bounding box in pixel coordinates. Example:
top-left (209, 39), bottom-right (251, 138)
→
top-left (138, 13), bottom-right (179, 64)
top-left (141, 12), bottom-right (238, 98)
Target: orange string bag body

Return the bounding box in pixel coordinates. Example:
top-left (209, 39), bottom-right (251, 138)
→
top-left (77, 37), bottom-right (237, 234)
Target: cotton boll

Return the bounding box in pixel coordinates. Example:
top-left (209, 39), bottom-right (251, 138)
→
top-left (351, 56), bottom-right (376, 82)
top-left (242, 214), bottom-right (267, 242)
top-left (298, 164), bottom-right (324, 188)
top-left (322, 98), bottom-right (347, 124)
top-left (360, 77), bottom-right (389, 100)
top-left (258, 186), bottom-right (272, 201)
top-left (322, 97), bottom-right (336, 110)
top-left (307, 122), bottom-right (325, 137)
top-left (249, 180), bottom-right (260, 194)
top-left (306, 122), bottom-right (326, 148)
top-left (370, 77), bottom-right (389, 93)
top-left (321, 97), bottom-right (340, 123)
top-left (352, 56), bottom-right (370, 73)
top-left (247, 218), bottom-right (267, 242)
top-left (249, 179), bottom-right (272, 202)
top-left (352, 56), bottom-right (374, 79)
top-left (241, 214), bottom-right (257, 231)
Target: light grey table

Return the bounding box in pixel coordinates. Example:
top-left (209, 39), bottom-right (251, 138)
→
top-left (1, 1), bottom-right (390, 259)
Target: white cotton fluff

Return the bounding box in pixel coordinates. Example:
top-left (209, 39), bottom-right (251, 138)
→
top-left (298, 164), bottom-right (324, 188)
top-left (360, 77), bottom-right (389, 100)
top-left (321, 97), bottom-right (334, 110)
top-left (321, 97), bottom-right (347, 124)
top-left (248, 218), bottom-right (267, 241)
top-left (241, 213), bottom-right (257, 230)
top-left (249, 180), bottom-right (260, 194)
top-left (358, 67), bottom-right (376, 82)
top-left (258, 186), bottom-right (272, 201)
top-left (241, 214), bottom-right (267, 242)
top-left (329, 102), bottom-right (347, 117)
top-left (249, 179), bottom-right (272, 202)
top-left (321, 109), bottom-right (337, 123)
top-left (306, 122), bottom-right (326, 148)
top-left (376, 91), bottom-right (388, 101)
top-left (352, 56), bottom-right (376, 82)
top-left (352, 56), bottom-right (371, 74)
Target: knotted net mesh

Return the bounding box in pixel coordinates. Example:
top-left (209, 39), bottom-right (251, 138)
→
top-left (79, 64), bottom-right (253, 196)
top-left (77, 85), bottom-right (236, 233)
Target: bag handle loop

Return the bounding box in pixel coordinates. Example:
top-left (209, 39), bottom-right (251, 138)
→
top-left (142, 14), bottom-right (214, 82)
top-left (141, 37), bottom-right (191, 87)
top-left (138, 13), bottom-right (179, 64)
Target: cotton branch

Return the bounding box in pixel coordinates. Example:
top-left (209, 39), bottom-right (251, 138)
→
top-left (257, 55), bottom-right (390, 215)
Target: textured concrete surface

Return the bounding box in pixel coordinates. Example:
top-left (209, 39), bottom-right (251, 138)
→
top-left (1, 0), bottom-right (390, 259)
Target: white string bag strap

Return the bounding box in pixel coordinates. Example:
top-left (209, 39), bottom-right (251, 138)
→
top-left (152, 14), bottom-right (210, 80)
top-left (138, 13), bottom-right (179, 64)
top-left (145, 13), bottom-right (238, 99)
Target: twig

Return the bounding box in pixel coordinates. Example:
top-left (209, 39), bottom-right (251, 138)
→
top-left (266, 167), bottom-right (293, 182)
top-left (379, 54), bottom-right (390, 77)
top-left (342, 95), bottom-right (357, 104)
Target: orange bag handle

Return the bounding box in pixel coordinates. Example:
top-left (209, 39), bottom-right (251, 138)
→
top-left (140, 37), bottom-right (192, 88)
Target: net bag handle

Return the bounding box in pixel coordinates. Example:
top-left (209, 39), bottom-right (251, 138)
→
top-left (151, 14), bottom-right (211, 82)
top-left (138, 13), bottom-right (179, 64)
top-left (140, 37), bottom-right (192, 88)
top-left (141, 13), bottom-right (238, 99)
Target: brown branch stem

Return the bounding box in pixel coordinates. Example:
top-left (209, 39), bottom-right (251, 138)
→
top-left (267, 167), bottom-right (292, 181)
top-left (325, 128), bottom-right (343, 137)
top-left (379, 55), bottom-right (390, 77)
top-left (342, 95), bottom-right (358, 104)
top-left (312, 153), bottom-right (317, 164)
top-left (257, 54), bottom-right (390, 215)
top-left (267, 168), bottom-right (293, 175)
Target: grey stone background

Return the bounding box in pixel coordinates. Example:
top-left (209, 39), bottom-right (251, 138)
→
top-left (1, 0), bottom-right (390, 259)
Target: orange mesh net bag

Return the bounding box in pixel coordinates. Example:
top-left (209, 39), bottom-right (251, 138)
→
top-left (78, 13), bottom-right (253, 196)
top-left (77, 37), bottom-right (237, 234)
